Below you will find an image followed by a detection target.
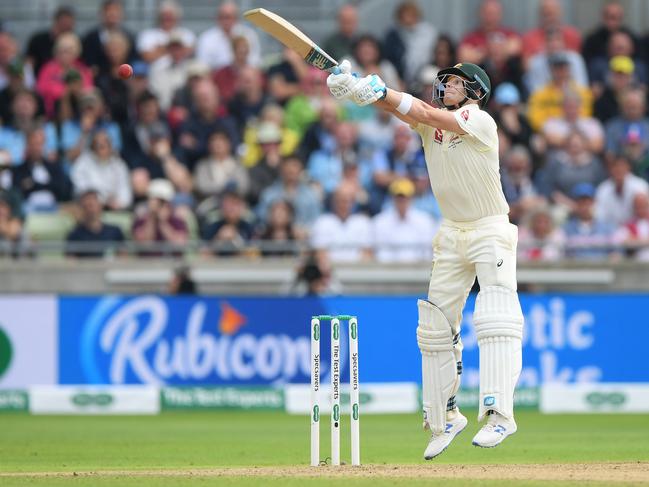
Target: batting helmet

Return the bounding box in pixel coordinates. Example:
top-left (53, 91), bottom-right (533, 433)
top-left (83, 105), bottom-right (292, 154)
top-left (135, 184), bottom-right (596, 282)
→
top-left (433, 63), bottom-right (491, 108)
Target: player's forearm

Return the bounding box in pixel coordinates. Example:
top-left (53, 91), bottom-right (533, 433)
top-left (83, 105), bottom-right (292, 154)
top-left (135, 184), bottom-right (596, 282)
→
top-left (378, 89), bottom-right (458, 131)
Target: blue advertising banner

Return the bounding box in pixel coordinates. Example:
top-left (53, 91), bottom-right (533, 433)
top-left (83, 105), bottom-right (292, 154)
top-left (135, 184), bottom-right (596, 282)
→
top-left (59, 294), bottom-right (649, 386)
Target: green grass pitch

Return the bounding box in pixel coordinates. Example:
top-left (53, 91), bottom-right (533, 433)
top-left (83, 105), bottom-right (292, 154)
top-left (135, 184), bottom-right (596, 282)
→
top-left (1, 410), bottom-right (648, 486)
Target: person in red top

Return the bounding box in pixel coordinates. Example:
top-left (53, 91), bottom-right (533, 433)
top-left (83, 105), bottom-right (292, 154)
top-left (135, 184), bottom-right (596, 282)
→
top-left (458, 0), bottom-right (521, 65)
top-left (36, 32), bottom-right (93, 118)
top-left (522, 0), bottom-right (581, 61)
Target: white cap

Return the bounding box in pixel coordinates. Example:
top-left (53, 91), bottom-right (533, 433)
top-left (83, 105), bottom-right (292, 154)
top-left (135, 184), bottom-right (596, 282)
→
top-left (148, 179), bottom-right (175, 202)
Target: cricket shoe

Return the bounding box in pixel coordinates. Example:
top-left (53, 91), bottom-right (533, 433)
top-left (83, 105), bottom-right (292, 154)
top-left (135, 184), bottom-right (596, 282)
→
top-left (423, 412), bottom-right (468, 460)
top-left (472, 412), bottom-right (517, 448)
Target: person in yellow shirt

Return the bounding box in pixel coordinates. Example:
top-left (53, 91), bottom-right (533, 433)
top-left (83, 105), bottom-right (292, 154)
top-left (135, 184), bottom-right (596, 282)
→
top-left (527, 53), bottom-right (593, 132)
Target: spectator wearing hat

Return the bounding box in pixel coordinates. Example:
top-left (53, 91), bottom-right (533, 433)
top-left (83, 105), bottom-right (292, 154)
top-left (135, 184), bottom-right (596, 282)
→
top-left (563, 182), bottom-right (617, 260)
top-left (65, 188), bottom-right (124, 258)
top-left (525, 29), bottom-right (588, 95)
top-left (535, 130), bottom-right (606, 212)
top-left (604, 88), bottom-right (649, 161)
top-left (193, 130), bottom-right (249, 203)
top-left (522, 0), bottom-right (581, 61)
top-left (148, 30), bottom-right (194, 111)
top-left (542, 90), bottom-right (604, 154)
top-left (588, 30), bottom-right (647, 90)
top-left (25, 5), bottom-right (76, 77)
top-left (60, 89), bottom-right (121, 164)
top-left (614, 192), bottom-right (649, 261)
top-left (310, 183), bottom-right (373, 262)
top-left (71, 130), bottom-right (132, 210)
top-left (196, 1), bottom-right (261, 71)
top-left (527, 52), bottom-right (593, 132)
top-left (132, 178), bottom-right (188, 256)
top-left (595, 155), bottom-right (649, 227)
top-left (517, 204), bottom-right (565, 261)
top-left (136, 0), bottom-right (195, 64)
top-left (36, 32), bottom-right (93, 119)
top-left (594, 56), bottom-right (639, 122)
top-left (0, 90), bottom-right (58, 166)
top-left (372, 178), bottom-right (436, 263)
top-left (491, 83), bottom-right (532, 149)
top-left (202, 187), bottom-right (255, 256)
top-left (256, 155), bottom-right (321, 232)
top-left (12, 126), bottom-right (71, 213)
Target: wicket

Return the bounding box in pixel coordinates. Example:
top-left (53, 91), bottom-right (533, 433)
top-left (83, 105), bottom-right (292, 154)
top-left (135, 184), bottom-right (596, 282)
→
top-left (310, 315), bottom-right (360, 466)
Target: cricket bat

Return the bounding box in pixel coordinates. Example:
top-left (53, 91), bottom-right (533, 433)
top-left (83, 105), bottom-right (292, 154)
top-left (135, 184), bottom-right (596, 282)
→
top-left (243, 8), bottom-right (339, 72)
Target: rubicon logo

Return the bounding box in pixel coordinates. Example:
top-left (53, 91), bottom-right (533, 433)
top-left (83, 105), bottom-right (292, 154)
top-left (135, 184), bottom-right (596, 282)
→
top-left (0, 326), bottom-right (12, 379)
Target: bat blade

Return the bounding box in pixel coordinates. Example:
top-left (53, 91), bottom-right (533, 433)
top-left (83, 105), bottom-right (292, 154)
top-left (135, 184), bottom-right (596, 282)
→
top-left (244, 8), bottom-right (338, 72)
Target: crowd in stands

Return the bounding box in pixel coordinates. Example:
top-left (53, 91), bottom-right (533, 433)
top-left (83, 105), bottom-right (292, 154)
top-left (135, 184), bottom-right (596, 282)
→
top-left (1, 0), bottom-right (649, 264)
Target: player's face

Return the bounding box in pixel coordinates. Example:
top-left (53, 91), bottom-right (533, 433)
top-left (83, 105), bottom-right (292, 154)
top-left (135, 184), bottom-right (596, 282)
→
top-left (443, 75), bottom-right (467, 105)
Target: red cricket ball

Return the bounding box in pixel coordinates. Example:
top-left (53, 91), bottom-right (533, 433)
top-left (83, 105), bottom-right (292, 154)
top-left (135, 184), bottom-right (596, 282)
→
top-left (118, 63), bottom-right (133, 79)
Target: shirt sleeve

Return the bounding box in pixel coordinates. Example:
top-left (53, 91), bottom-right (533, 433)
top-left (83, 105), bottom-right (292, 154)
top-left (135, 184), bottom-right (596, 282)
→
top-left (412, 123), bottom-right (432, 146)
top-left (454, 107), bottom-right (497, 150)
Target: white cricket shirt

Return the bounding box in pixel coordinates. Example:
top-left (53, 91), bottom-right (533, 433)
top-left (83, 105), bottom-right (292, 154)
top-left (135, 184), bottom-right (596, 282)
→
top-left (415, 103), bottom-right (509, 222)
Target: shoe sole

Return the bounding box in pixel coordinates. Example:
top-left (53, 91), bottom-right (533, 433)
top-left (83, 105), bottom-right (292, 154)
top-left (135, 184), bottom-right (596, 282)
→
top-left (424, 423), bottom-right (467, 460)
top-left (472, 430), bottom-right (517, 449)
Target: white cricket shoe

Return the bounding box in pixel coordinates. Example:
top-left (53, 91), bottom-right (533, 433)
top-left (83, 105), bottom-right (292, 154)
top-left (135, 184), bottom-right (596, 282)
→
top-left (472, 412), bottom-right (517, 448)
top-left (423, 412), bottom-right (468, 460)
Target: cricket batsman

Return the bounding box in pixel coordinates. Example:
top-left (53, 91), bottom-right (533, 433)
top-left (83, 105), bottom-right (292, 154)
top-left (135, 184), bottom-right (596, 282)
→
top-left (327, 61), bottom-right (524, 459)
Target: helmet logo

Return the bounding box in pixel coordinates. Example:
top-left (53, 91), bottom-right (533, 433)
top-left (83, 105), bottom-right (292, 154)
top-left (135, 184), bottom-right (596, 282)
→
top-left (454, 63), bottom-right (463, 68)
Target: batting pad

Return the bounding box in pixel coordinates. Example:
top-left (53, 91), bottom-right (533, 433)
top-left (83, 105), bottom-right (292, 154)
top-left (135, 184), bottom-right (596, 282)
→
top-left (472, 286), bottom-right (524, 421)
top-left (417, 299), bottom-right (457, 434)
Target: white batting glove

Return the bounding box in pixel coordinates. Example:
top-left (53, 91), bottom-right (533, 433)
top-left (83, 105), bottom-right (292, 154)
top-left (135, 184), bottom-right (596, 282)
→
top-left (351, 73), bottom-right (387, 106)
top-left (326, 59), bottom-right (357, 101)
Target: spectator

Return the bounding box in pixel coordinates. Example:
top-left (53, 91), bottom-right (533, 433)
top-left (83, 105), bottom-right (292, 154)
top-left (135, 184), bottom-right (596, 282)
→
top-left (480, 29), bottom-right (526, 96)
top-left (351, 34), bottom-right (402, 90)
top-left (61, 89), bottom-right (121, 163)
top-left (81, 0), bottom-right (136, 74)
top-left (527, 53), bottom-right (593, 132)
top-left (594, 56), bottom-right (638, 123)
top-left (176, 79), bottom-right (238, 169)
top-left (458, 0), bottom-right (521, 65)
top-left (370, 124), bottom-right (426, 214)
top-left (501, 145), bottom-right (545, 225)
top-left (291, 250), bottom-right (341, 296)
top-left (615, 192), bottom-right (649, 261)
top-left (227, 65), bottom-right (269, 135)
top-left (247, 121), bottom-right (283, 205)
top-left (383, 1), bottom-right (437, 83)
top-left (542, 91), bottom-right (604, 154)
top-left (522, 0), bottom-right (581, 60)
top-left (491, 83), bottom-right (532, 149)
top-left (0, 57), bottom-right (42, 125)
top-left (132, 178), bottom-right (188, 256)
top-left (604, 88), bottom-right (649, 160)
top-left (588, 30), bottom-right (647, 90)
top-left (582, 1), bottom-right (636, 66)
top-left (323, 4), bottom-right (359, 62)
top-left (122, 91), bottom-right (167, 165)
top-left (358, 106), bottom-right (405, 154)
top-left (193, 130), bottom-right (249, 202)
top-left (214, 36), bottom-right (253, 104)
top-left (0, 194), bottom-right (24, 255)
top-left (284, 68), bottom-right (332, 134)
top-left (241, 104), bottom-right (299, 168)
top-left (65, 188), bottom-right (125, 258)
top-left (623, 123), bottom-right (649, 179)
top-left (137, 1), bottom-right (194, 63)
top-left (563, 182), bottom-right (616, 260)
top-left (536, 131), bottom-right (606, 211)
top-left (196, 1), bottom-right (261, 70)
top-left (310, 184), bottom-right (372, 262)
top-left (0, 89), bottom-right (58, 165)
top-left (256, 199), bottom-right (300, 257)
top-left (372, 178), bottom-right (436, 263)
top-left (202, 187), bottom-right (255, 256)
top-left (71, 130), bottom-right (132, 210)
top-left (148, 31), bottom-right (193, 111)
top-left (168, 60), bottom-right (211, 129)
top-left (308, 122), bottom-right (372, 197)
top-left (12, 126), bottom-right (71, 212)
top-left (168, 265), bottom-right (196, 294)
top-left (265, 47), bottom-right (307, 105)
top-left (428, 35), bottom-right (456, 71)
top-left (256, 155), bottom-right (321, 232)
top-left (517, 204), bottom-right (565, 261)
top-left (95, 31), bottom-right (133, 129)
top-left (595, 155), bottom-right (649, 227)
top-left (525, 28), bottom-right (588, 95)
top-left (36, 32), bottom-right (93, 118)
top-left (298, 99), bottom-right (340, 162)
top-left (25, 5), bottom-right (76, 76)
top-left (0, 32), bottom-right (34, 91)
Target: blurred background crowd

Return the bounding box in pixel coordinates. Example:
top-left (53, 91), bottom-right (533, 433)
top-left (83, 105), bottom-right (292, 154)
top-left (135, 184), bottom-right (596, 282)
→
top-left (1, 0), bottom-right (649, 266)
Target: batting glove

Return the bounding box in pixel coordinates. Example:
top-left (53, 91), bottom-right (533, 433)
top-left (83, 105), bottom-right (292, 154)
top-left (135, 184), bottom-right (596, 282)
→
top-left (351, 73), bottom-right (387, 106)
top-left (326, 59), bottom-right (357, 101)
